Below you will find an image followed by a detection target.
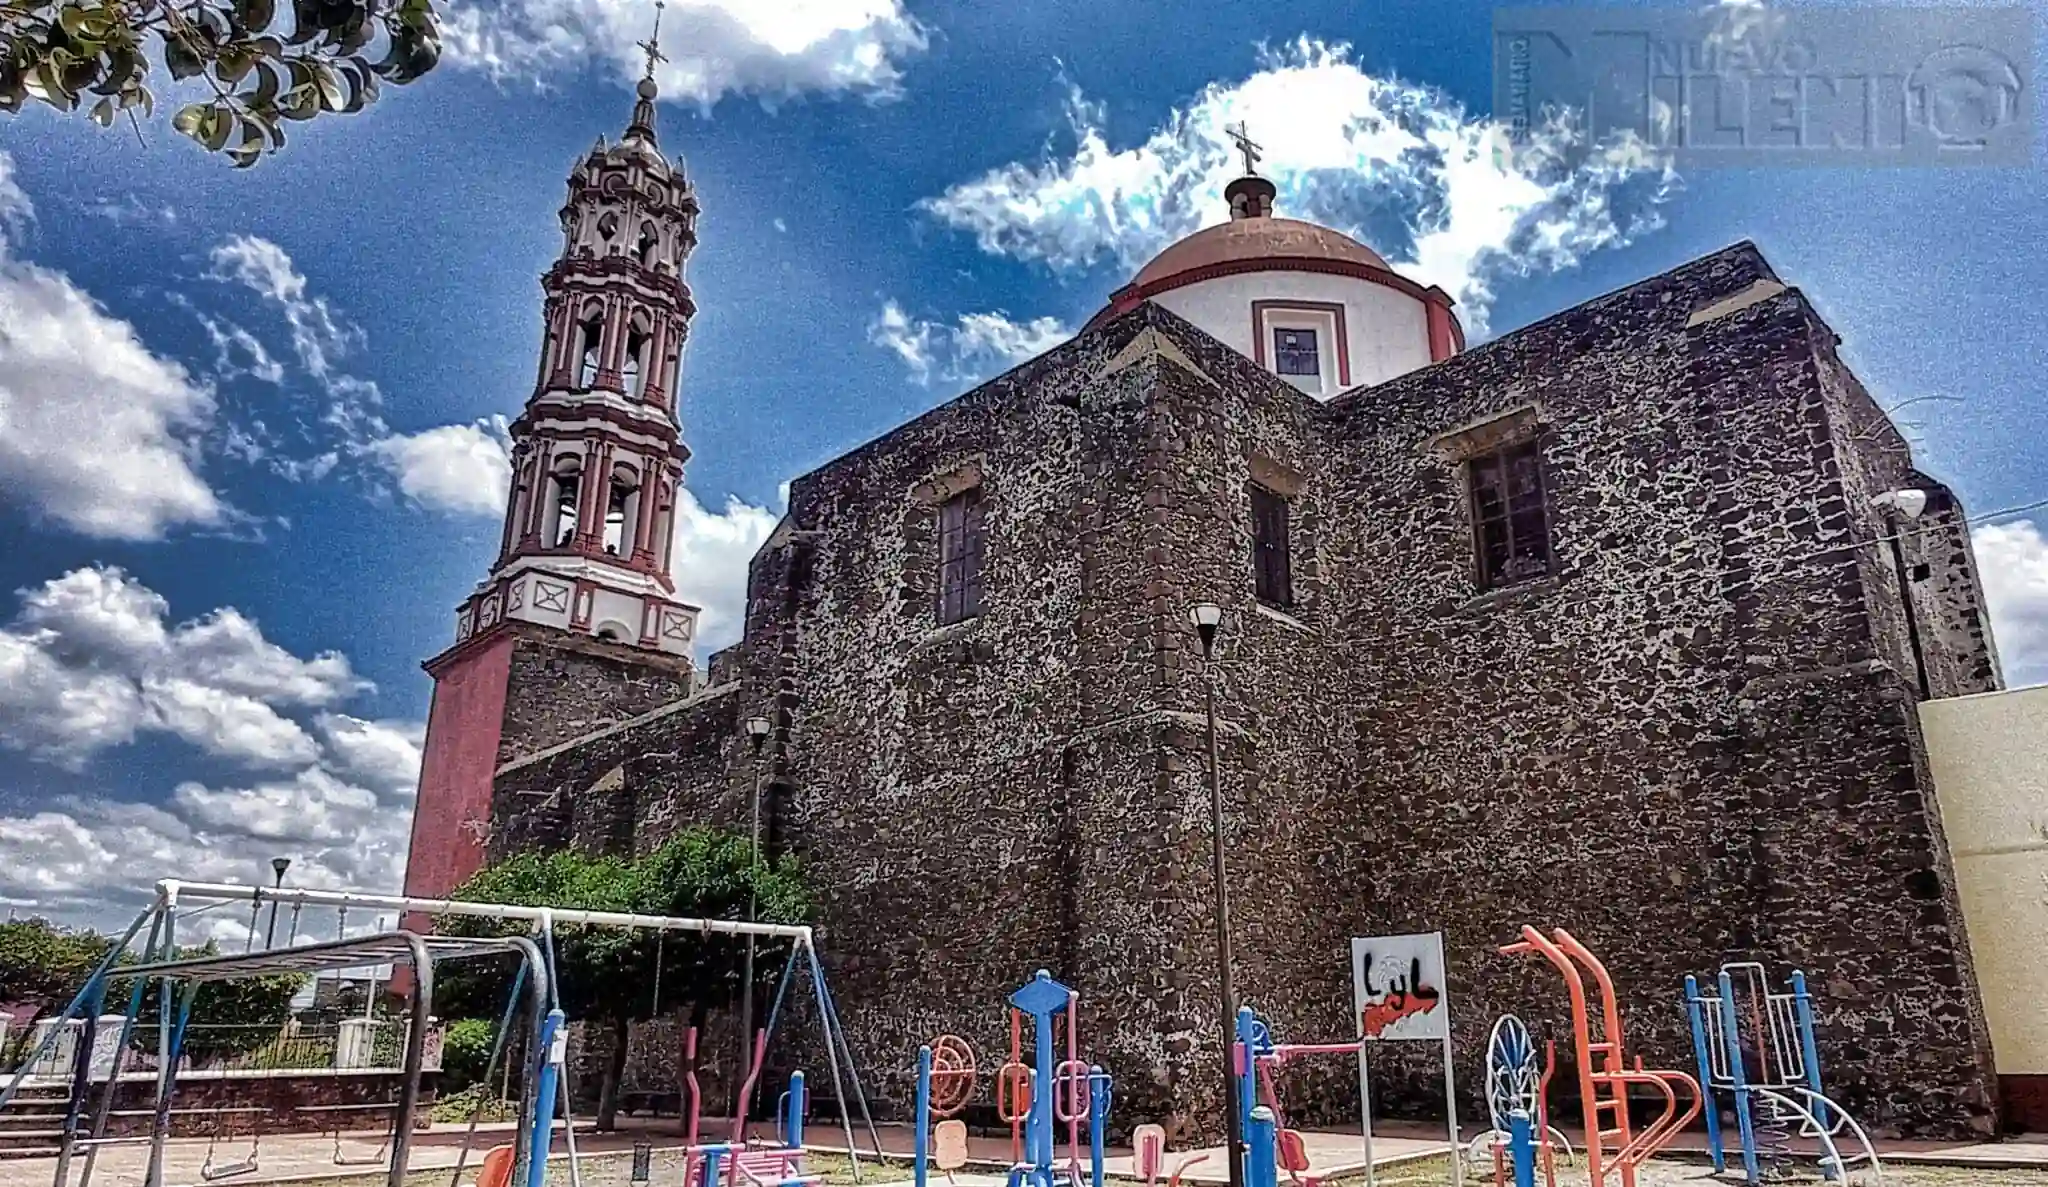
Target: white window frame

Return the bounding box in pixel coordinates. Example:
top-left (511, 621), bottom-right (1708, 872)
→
top-left (1259, 306), bottom-right (1340, 396)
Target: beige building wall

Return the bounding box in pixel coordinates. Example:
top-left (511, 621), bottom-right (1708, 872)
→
top-left (1925, 684), bottom-right (2048, 1075)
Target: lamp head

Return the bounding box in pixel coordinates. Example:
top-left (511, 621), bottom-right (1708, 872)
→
top-left (270, 856), bottom-right (291, 884)
top-left (1187, 603), bottom-right (1224, 655)
top-left (744, 715), bottom-right (772, 753)
top-left (1873, 488), bottom-right (1929, 521)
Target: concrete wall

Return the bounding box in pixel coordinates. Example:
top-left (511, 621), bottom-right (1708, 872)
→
top-left (1924, 686), bottom-right (2048, 1087)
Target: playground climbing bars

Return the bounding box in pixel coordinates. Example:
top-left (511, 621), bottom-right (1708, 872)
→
top-left (1499, 927), bottom-right (1700, 1187)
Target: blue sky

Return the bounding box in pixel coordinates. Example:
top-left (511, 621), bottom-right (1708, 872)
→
top-left (0, 0), bottom-right (2043, 932)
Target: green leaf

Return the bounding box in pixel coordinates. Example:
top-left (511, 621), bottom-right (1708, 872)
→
top-left (86, 46), bottom-right (135, 95)
top-left (171, 99), bottom-right (207, 138)
top-left (286, 0), bottom-right (319, 43)
top-left (335, 9), bottom-right (369, 55)
top-left (27, 61), bottom-right (77, 111)
top-left (232, 0), bottom-right (273, 31)
top-left (226, 116), bottom-right (264, 166)
top-left (87, 93), bottom-right (113, 124)
top-left (201, 102), bottom-right (232, 150)
top-left (216, 44), bottom-right (251, 83)
top-left (163, 33), bottom-right (204, 79)
top-left (245, 58), bottom-right (278, 106)
top-left (309, 57), bottom-right (342, 110)
top-left (56, 7), bottom-right (99, 38)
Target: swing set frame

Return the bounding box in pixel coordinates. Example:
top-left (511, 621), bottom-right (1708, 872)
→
top-left (9, 878), bottom-right (884, 1187)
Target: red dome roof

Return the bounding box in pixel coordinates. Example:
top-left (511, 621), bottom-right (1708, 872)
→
top-left (1131, 218), bottom-right (1390, 286)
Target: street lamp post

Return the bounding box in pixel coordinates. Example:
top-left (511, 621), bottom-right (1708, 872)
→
top-left (1872, 489), bottom-right (1932, 700)
top-left (1187, 603), bottom-right (1244, 1187)
top-left (735, 715), bottom-right (772, 1120)
top-left (264, 857), bottom-right (291, 948)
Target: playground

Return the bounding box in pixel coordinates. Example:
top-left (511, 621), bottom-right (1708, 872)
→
top-left (12, 878), bottom-right (2048, 1187)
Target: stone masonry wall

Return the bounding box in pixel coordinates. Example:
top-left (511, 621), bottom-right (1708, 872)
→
top-left (469, 245), bottom-right (2002, 1144)
top-left (496, 629), bottom-right (693, 769)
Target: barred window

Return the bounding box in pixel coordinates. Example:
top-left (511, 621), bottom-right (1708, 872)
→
top-left (1250, 484), bottom-right (1293, 607)
top-left (937, 486), bottom-right (986, 624)
top-left (1469, 440), bottom-right (1554, 588)
top-left (1274, 328), bottom-right (1319, 377)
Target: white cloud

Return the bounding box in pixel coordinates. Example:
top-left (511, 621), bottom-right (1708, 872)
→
top-left (371, 417), bottom-right (513, 517)
top-left (142, 678), bottom-right (322, 767)
top-left (670, 489), bottom-right (780, 651)
top-left (440, 0), bottom-right (927, 106)
top-left (317, 715), bottom-right (426, 797)
top-left (206, 235), bottom-right (383, 439)
top-left (920, 38), bottom-right (1675, 333)
top-left (1976, 518), bottom-right (2048, 688)
top-left (0, 153), bottom-right (225, 541)
top-left (869, 300), bottom-right (1070, 384)
top-left (0, 566), bottom-right (368, 768)
top-left (174, 767), bottom-right (382, 844)
top-left (0, 573), bottom-right (421, 930)
top-left (0, 783), bottom-right (414, 931)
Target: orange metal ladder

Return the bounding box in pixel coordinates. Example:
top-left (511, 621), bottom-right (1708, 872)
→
top-left (1500, 926), bottom-right (1702, 1187)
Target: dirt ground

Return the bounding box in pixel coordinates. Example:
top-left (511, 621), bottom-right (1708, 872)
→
top-left (328, 1148), bottom-right (2048, 1187)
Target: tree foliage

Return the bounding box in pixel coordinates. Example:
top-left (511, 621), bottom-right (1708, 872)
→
top-left (0, 0), bottom-right (440, 164)
top-left (439, 829), bottom-right (813, 1027)
top-left (0, 919), bottom-right (305, 1062)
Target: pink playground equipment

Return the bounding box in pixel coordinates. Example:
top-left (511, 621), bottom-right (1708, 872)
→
top-left (672, 1024), bottom-right (815, 1187)
top-left (1499, 927), bottom-right (1702, 1187)
top-left (1131, 1125), bottom-right (1212, 1187)
top-left (1231, 1009), bottom-right (1362, 1187)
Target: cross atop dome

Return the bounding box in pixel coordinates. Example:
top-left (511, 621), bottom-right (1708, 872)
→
top-left (1222, 120), bottom-right (1276, 221)
top-left (1228, 121), bottom-right (1263, 177)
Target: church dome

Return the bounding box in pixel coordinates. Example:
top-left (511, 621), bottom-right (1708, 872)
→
top-left (1094, 137), bottom-right (1464, 399)
top-left (1130, 218), bottom-right (1391, 288)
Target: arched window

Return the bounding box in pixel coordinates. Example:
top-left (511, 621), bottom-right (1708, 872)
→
top-left (598, 211), bottom-right (620, 245)
top-left (577, 313), bottom-right (604, 388)
top-left (623, 323), bottom-right (651, 397)
top-left (604, 463), bottom-right (641, 556)
top-left (547, 455), bottom-right (583, 548)
top-left (636, 223), bottom-right (659, 268)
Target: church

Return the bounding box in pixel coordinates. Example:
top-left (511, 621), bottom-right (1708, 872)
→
top-left (399, 66), bottom-right (2010, 1140)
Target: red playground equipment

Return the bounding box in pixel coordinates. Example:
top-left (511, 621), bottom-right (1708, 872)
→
top-left (1499, 927), bottom-right (1702, 1187)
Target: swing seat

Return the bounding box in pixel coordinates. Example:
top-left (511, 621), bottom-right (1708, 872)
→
top-left (200, 1156), bottom-right (259, 1182)
top-left (1276, 1129), bottom-right (1312, 1181)
top-left (478, 1144), bottom-right (516, 1187)
top-left (732, 1147), bottom-right (817, 1187)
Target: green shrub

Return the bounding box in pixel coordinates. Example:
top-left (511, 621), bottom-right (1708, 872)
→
top-left (440, 1017), bottom-right (496, 1092)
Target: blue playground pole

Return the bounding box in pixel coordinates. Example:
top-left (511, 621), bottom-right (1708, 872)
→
top-left (1245, 1106), bottom-right (1276, 1187)
top-left (1790, 973), bottom-right (1830, 1129)
top-left (1087, 1066), bottom-right (1110, 1187)
top-left (1790, 972), bottom-right (1840, 1182)
top-left (915, 1046), bottom-right (932, 1187)
top-left (1235, 1007), bottom-right (1259, 1144)
top-left (1715, 972), bottom-right (1760, 1185)
top-left (1684, 975), bottom-right (1727, 1173)
top-left (785, 1071), bottom-right (807, 1150)
top-left (1507, 1108), bottom-right (1536, 1187)
top-left (1010, 970), bottom-right (1072, 1185)
top-left (527, 1008), bottom-right (566, 1187)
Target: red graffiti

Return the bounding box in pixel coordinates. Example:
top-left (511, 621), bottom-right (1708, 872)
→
top-left (1360, 991), bottom-right (1439, 1038)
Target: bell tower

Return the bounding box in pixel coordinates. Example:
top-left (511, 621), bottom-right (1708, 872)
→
top-left (467, 24), bottom-right (700, 657)
top-left (401, 19), bottom-right (702, 906)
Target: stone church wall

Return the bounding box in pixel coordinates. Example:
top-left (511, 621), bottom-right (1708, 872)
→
top-left (471, 247), bottom-right (2001, 1142)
